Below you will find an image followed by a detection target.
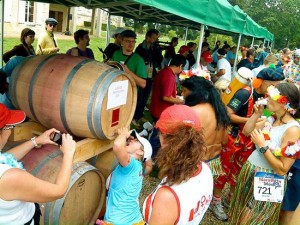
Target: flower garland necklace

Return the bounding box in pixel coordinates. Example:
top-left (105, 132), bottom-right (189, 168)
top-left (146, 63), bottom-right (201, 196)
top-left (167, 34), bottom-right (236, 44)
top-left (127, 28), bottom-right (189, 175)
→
top-left (261, 116), bottom-right (300, 158)
top-left (0, 151), bottom-right (25, 170)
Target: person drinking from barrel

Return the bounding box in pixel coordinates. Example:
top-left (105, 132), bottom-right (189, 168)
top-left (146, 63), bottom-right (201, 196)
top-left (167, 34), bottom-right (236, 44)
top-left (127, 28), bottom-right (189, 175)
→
top-left (0, 103), bottom-right (76, 225)
top-left (101, 128), bottom-right (152, 225)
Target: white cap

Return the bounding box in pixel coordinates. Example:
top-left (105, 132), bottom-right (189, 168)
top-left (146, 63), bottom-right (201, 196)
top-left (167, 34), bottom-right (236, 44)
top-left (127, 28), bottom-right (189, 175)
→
top-left (111, 27), bottom-right (125, 38)
top-left (238, 67), bottom-right (254, 80)
top-left (131, 130), bottom-right (152, 162)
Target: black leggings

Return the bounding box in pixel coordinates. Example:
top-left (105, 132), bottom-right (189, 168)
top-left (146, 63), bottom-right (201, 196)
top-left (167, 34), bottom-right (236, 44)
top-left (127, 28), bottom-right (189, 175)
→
top-left (24, 203), bottom-right (41, 225)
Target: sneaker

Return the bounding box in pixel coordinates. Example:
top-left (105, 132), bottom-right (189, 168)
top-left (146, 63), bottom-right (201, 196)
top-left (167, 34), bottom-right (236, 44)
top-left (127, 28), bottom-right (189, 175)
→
top-left (139, 129), bottom-right (148, 138)
top-left (131, 119), bottom-right (140, 127)
top-left (210, 201), bottom-right (228, 221)
top-left (143, 121), bottom-right (154, 132)
top-left (144, 106), bottom-right (149, 111)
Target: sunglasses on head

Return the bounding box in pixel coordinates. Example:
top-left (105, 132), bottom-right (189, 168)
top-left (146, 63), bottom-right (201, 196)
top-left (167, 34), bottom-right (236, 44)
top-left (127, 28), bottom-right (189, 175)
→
top-left (1, 125), bottom-right (15, 130)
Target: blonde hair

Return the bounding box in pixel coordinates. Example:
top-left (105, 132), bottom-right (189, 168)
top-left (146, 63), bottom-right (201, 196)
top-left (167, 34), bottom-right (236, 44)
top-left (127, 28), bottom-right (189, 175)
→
top-left (263, 54), bottom-right (279, 66)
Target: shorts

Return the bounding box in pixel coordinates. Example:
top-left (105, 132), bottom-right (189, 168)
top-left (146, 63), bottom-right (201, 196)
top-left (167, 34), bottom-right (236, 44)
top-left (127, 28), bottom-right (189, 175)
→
top-left (282, 166), bottom-right (300, 211)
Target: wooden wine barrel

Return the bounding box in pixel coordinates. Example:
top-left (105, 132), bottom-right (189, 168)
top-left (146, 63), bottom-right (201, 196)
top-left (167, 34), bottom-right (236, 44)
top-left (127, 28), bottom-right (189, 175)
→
top-left (21, 144), bottom-right (106, 225)
top-left (9, 54), bottom-right (137, 140)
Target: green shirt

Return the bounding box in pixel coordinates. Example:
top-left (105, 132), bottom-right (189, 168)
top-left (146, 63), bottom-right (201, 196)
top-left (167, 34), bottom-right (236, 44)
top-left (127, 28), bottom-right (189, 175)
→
top-left (112, 50), bottom-right (147, 79)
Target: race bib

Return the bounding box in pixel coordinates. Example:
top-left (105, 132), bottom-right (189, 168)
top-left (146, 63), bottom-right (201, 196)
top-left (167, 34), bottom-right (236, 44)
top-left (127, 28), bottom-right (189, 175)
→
top-left (254, 172), bottom-right (284, 203)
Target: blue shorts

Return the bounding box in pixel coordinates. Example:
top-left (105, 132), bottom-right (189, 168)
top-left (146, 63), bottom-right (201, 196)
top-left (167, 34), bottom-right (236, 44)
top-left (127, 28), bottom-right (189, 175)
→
top-left (282, 166), bottom-right (300, 211)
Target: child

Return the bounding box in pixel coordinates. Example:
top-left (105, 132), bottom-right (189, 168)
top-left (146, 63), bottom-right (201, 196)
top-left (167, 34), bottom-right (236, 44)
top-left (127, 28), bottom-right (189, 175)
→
top-left (103, 128), bottom-right (152, 225)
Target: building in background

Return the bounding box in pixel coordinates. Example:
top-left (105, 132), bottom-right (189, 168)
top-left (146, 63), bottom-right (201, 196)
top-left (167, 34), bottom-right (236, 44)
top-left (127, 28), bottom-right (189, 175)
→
top-left (3, 0), bottom-right (124, 37)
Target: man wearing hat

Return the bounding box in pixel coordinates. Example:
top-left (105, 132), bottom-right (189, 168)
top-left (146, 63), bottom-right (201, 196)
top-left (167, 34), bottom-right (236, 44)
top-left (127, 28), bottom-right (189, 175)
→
top-left (214, 48), bottom-right (232, 83)
top-left (111, 30), bottom-right (147, 127)
top-left (211, 66), bottom-right (285, 221)
top-left (36, 18), bottom-right (59, 55)
top-left (178, 45), bottom-right (190, 70)
top-left (103, 27), bottom-right (125, 62)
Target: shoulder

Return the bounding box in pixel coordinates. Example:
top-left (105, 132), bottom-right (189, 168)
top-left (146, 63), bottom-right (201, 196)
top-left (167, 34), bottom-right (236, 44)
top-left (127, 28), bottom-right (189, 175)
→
top-left (154, 186), bottom-right (178, 205)
top-left (284, 125), bottom-right (300, 137)
top-left (234, 88), bottom-right (251, 99)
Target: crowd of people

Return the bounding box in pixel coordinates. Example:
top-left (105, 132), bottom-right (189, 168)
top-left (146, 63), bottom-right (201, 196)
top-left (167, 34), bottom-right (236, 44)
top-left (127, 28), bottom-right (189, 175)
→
top-left (1, 20), bottom-right (300, 224)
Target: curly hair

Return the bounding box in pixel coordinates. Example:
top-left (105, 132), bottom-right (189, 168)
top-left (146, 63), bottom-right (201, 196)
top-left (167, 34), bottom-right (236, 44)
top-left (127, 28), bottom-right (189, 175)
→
top-left (156, 123), bottom-right (206, 185)
top-left (182, 76), bottom-right (230, 129)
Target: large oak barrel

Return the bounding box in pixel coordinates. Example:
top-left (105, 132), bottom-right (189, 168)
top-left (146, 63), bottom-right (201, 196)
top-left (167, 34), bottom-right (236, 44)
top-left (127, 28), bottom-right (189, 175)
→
top-left (9, 54), bottom-right (137, 139)
top-left (21, 145), bottom-right (106, 225)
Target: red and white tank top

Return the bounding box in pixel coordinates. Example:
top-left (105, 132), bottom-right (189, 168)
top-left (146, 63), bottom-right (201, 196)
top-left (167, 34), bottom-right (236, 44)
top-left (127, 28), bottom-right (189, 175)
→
top-left (143, 162), bottom-right (213, 225)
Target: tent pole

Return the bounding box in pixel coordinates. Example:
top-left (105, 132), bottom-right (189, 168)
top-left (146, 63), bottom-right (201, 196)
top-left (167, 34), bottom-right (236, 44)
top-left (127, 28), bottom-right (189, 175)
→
top-left (106, 11), bottom-right (111, 47)
top-left (0, 0), bottom-right (3, 66)
top-left (196, 24), bottom-right (205, 68)
top-left (184, 27), bottom-right (188, 45)
top-left (251, 37), bottom-right (254, 48)
top-left (263, 39), bottom-right (266, 47)
top-left (214, 34), bottom-right (218, 46)
top-left (232, 33), bottom-right (242, 74)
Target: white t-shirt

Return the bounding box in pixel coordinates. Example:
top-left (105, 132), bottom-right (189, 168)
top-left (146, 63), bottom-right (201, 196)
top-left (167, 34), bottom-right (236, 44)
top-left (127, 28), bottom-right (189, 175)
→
top-left (252, 65), bottom-right (266, 77)
top-left (217, 58), bottom-right (232, 82)
top-left (143, 162), bottom-right (213, 225)
top-left (0, 164), bottom-right (35, 225)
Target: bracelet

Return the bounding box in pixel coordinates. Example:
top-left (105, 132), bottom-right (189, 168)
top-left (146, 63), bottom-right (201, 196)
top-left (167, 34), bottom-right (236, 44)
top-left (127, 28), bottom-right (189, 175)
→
top-left (31, 137), bottom-right (39, 148)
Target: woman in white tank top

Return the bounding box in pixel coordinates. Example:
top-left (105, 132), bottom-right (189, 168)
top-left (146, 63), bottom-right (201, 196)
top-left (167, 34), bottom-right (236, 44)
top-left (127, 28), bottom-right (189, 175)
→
top-left (0, 104), bottom-right (76, 225)
top-left (143, 105), bottom-right (213, 225)
top-left (229, 83), bottom-right (300, 225)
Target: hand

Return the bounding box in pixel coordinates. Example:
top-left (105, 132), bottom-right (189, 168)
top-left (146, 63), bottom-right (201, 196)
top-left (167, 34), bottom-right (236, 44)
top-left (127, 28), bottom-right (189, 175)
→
top-left (117, 127), bottom-right (130, 138)
top-left (253, 99), bottom-right (265, 116)
top-left (35, 128), bottom-right (60, 145)
top-left (0, 129), bottom-right (12, 149)
top-left (122, 65), bottom-right (132, 75)
top-left (250, 129), bottom-right (266, 148)
top-left (60, 133), bottom-right (76, 156)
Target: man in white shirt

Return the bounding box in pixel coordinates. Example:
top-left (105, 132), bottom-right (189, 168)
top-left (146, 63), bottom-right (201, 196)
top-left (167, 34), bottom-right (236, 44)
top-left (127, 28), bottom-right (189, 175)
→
top-left (215, 48), bottom-right (232, 82)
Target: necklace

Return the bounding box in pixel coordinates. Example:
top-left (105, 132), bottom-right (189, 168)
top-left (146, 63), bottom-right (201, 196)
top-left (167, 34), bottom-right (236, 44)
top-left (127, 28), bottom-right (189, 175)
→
top-left (0, 152), bottom-right (25, 170)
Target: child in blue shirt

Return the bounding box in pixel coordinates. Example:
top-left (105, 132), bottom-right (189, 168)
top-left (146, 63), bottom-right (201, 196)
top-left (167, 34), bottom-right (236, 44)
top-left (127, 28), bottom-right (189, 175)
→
top-left (102, 128), bottom-right (152, 225)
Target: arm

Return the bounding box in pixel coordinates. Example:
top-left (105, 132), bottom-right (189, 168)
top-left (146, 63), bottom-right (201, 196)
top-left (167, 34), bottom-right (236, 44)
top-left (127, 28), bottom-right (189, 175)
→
top-left (113, 128), bottom-right (131, 167)
top-left (123, 65), bottom-right (146, 88)
top-left (6, 128), bottom-right (59, 160)
top-left (242, 104), bottom-right (265, 136)
top-left (0, 133), bottom-right (76, 203)
top-left (216, 69), bottom-right (225, 77)
top-left (3, 45), bottom-right (22, 63)
top-left (162, 96), bottom-right (183, 104)
top-left (148, 187), bottom-right (178, 225)
top-left (143, 159), bottom-right (153, 176)
top-left (227, 106), bottom-right (249, 124)
top-left (251, 126), bottom-right (299, 175)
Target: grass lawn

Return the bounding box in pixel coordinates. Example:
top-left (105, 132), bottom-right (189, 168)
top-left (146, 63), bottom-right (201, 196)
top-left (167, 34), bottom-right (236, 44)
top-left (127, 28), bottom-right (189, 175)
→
top-left (3, 33), bottom-right (186, 63)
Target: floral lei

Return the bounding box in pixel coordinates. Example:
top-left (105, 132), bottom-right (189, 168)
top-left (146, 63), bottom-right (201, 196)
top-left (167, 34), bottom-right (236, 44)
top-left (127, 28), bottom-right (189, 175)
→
top-left (262, 116), bottom-right (300, 158)
top-left (267, 85), bottom-right (297, 115)
top-left (179, 67), bottom-right (211, 81)
top-left (0, 152), bottom-right (25, 170)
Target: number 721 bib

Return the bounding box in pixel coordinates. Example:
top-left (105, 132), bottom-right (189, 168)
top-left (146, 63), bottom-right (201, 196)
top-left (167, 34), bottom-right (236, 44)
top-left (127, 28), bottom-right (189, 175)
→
top-left (254, 172), bottom-right (285, 203)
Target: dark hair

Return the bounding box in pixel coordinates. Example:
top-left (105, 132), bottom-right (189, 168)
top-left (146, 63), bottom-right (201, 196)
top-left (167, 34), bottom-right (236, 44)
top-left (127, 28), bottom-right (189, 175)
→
top-left (20, 28), bottom-right (35, 44)
top-left (246, 49), bottom-right (255, 57)
top-left (187, 42), bottom-right (196, 48)
top-left (276, 83), bottom-right (300, 118)
top-left (146, 29), bottom-right (159, 38)
top-left (171, 37), bottom-right (179, 43)
top-left (202, 42), bottom-right (209, 48)
top-left (182, 76), bottom-right (230, 128)
top-left (74, 29), bottom-right (89, 44)
top-left (169, 54), bottom-right (186, 67)
top-left (222, 44), bottom-right (231, 50)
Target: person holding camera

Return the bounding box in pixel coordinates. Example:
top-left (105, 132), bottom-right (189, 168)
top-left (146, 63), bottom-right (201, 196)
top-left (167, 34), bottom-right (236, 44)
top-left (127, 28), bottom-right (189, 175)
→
top-left (0, 103), bottom-right (76, 225)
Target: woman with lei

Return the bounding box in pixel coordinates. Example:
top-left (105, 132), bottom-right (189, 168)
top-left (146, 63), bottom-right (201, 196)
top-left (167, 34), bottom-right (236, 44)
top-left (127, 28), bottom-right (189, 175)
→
top-left (229, 82), bottom-right (300, 224)
top-left (0, 103), bottom-right (76, 225)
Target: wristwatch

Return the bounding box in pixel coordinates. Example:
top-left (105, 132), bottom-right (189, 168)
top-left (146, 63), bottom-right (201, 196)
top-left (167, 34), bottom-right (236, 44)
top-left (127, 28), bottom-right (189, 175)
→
top-left (259, 146), bottom-right (269, 154)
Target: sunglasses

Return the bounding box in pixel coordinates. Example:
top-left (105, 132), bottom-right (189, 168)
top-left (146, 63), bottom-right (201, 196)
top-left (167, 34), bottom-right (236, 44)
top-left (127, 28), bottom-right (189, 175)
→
top-left (1, 125), bottom-right (15, 130)
top-left (48, 24), bottom-right (56, 27)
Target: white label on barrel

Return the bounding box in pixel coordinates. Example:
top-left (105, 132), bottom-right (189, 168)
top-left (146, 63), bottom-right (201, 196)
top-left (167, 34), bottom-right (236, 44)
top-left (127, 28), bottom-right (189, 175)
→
top-left (107, 80), bottom-right (129, 109)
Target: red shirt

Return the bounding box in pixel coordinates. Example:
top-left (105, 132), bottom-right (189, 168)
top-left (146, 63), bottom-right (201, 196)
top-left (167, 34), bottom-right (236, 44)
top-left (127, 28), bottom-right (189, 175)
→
top-left (150, 67), bottom-right (177, 119)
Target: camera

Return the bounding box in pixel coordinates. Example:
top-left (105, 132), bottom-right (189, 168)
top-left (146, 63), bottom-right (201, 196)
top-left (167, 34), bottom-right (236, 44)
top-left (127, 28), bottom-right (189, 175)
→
top-left (50, 132), bottom-right (62, 145)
